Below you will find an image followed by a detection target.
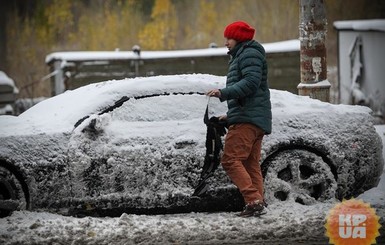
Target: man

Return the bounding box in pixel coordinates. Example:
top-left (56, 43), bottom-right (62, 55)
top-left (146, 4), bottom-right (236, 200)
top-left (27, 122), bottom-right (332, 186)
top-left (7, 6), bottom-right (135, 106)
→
top-left (206, 21), bottom-right (272, 217)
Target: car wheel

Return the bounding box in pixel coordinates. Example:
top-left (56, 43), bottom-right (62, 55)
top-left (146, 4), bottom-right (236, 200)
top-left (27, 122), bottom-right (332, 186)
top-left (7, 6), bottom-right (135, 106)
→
top-left (263, 149), bottom-right (337, 205)
top-left (0, 164), bottom-right (28, 217)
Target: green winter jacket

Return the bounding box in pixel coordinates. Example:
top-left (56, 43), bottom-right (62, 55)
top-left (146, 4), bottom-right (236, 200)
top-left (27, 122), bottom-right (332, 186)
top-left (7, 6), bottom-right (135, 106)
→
top-left (219, 40), bottom-right (272, 134)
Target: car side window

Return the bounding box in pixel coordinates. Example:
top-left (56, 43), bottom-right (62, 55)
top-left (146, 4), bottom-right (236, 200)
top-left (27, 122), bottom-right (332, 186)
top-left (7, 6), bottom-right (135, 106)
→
top-left (110, 94), bottom-right (226, 122)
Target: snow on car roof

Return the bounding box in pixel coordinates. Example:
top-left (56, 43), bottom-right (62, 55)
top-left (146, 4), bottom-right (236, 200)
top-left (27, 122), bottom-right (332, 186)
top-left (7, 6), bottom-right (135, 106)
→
top-left (0, 74), bottom-right (372, 137)
top-left (45, 39), bottom-right (300, 64)
top-left (333, 19), bottom-right (385, 32)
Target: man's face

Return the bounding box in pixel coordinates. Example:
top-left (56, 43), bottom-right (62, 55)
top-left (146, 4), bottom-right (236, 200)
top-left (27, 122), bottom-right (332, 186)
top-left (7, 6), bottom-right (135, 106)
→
top-left (225, 38), bottom-right (237, 51)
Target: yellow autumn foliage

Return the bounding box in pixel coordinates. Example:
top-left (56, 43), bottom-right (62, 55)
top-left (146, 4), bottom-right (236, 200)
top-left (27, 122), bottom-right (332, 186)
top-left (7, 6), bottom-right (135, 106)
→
top-left (138, 0), bottom-right (178, 50)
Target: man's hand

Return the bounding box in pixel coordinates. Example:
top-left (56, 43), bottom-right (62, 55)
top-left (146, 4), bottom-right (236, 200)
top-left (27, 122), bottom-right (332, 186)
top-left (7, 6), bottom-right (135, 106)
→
top-left (206, 89), bottom-right (221, 98)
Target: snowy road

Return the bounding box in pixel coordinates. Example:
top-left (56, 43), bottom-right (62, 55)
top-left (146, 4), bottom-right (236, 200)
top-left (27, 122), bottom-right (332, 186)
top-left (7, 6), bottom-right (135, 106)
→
top-left (0, 201), bottom-right (384, 244)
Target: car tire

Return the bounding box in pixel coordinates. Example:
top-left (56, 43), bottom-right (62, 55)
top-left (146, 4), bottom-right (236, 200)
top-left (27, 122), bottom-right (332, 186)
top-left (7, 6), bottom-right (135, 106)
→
top-left (263, 148), bottom-right (337, 205)
top-left (0, 164), bottom-right (28, 217)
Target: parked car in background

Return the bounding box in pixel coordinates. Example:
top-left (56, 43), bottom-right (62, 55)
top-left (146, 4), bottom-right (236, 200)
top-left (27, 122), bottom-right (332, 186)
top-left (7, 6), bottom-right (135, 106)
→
top-left (0, 71), bottom-right (18, 115)
top-left (0, 74), bottom-right (383, 217)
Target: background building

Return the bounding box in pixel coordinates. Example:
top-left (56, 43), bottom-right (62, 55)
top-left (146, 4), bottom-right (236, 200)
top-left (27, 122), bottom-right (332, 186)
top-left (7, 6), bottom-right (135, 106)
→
top-left (334, 19), bottom-right (385, 122)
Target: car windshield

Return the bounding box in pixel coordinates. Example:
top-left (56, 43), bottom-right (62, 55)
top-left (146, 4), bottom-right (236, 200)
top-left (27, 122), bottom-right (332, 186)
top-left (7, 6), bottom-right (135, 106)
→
top-left (110, 93), bottom-right (227, 122)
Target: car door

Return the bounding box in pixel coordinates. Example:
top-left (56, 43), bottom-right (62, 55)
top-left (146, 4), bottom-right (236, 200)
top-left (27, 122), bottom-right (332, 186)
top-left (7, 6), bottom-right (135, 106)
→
top-left (66, 92), bottom-right (227, 214)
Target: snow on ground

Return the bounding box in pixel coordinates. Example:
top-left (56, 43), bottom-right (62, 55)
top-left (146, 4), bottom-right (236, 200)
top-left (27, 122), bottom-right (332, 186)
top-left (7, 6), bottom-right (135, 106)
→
top-left (0, 202), bottom-right (335, 245)
top-left (0, 126), bottom-right (384, 245)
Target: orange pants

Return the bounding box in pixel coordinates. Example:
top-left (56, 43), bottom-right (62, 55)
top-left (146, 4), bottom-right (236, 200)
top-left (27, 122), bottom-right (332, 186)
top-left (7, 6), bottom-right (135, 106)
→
top-left (221, 123), bottom-right (265, 204)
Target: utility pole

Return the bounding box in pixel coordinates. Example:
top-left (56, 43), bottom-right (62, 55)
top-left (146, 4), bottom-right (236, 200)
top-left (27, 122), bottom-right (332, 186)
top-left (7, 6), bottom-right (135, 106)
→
top-left (132, 45), bottom-right (141, 77)
top-left (298, 0), bottom-right (330, 102)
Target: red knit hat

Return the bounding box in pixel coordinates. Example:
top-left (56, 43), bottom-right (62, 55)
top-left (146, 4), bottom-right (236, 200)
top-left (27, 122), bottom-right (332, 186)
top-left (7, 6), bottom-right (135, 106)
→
top-left (224, 21), bottom-right (255, 42)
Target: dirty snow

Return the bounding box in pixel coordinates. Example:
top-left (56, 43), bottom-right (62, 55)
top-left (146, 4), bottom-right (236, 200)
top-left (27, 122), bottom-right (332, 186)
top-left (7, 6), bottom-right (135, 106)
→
top-left (0, 82), bottom-right (384, 245)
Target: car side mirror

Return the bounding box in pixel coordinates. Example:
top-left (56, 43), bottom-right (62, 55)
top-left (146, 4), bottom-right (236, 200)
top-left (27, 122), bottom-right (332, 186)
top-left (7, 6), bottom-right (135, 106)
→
top-left (82, 118), bottom-right (97, 133)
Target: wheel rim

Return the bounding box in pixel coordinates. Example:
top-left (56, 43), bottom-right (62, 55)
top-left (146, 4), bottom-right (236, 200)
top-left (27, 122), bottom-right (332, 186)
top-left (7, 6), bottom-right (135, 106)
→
top-left (0, 165), bottom-right (27, 217)
top-left (263, 149), bottom-right (337, 205)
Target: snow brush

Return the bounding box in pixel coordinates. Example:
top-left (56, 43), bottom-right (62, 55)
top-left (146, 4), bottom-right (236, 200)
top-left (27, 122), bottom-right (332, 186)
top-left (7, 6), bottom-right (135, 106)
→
top-left (192, 99), bottom-right (227, 197)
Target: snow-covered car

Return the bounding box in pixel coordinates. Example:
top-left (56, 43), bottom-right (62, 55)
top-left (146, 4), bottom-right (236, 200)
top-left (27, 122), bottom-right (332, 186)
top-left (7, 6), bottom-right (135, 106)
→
top-left (0, 74), bottom-right (383, 217)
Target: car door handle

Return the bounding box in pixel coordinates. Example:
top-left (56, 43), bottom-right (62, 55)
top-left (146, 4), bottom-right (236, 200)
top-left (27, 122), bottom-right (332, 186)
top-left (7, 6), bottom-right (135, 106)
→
top-left (174, 140), bottom-right (197, 149)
